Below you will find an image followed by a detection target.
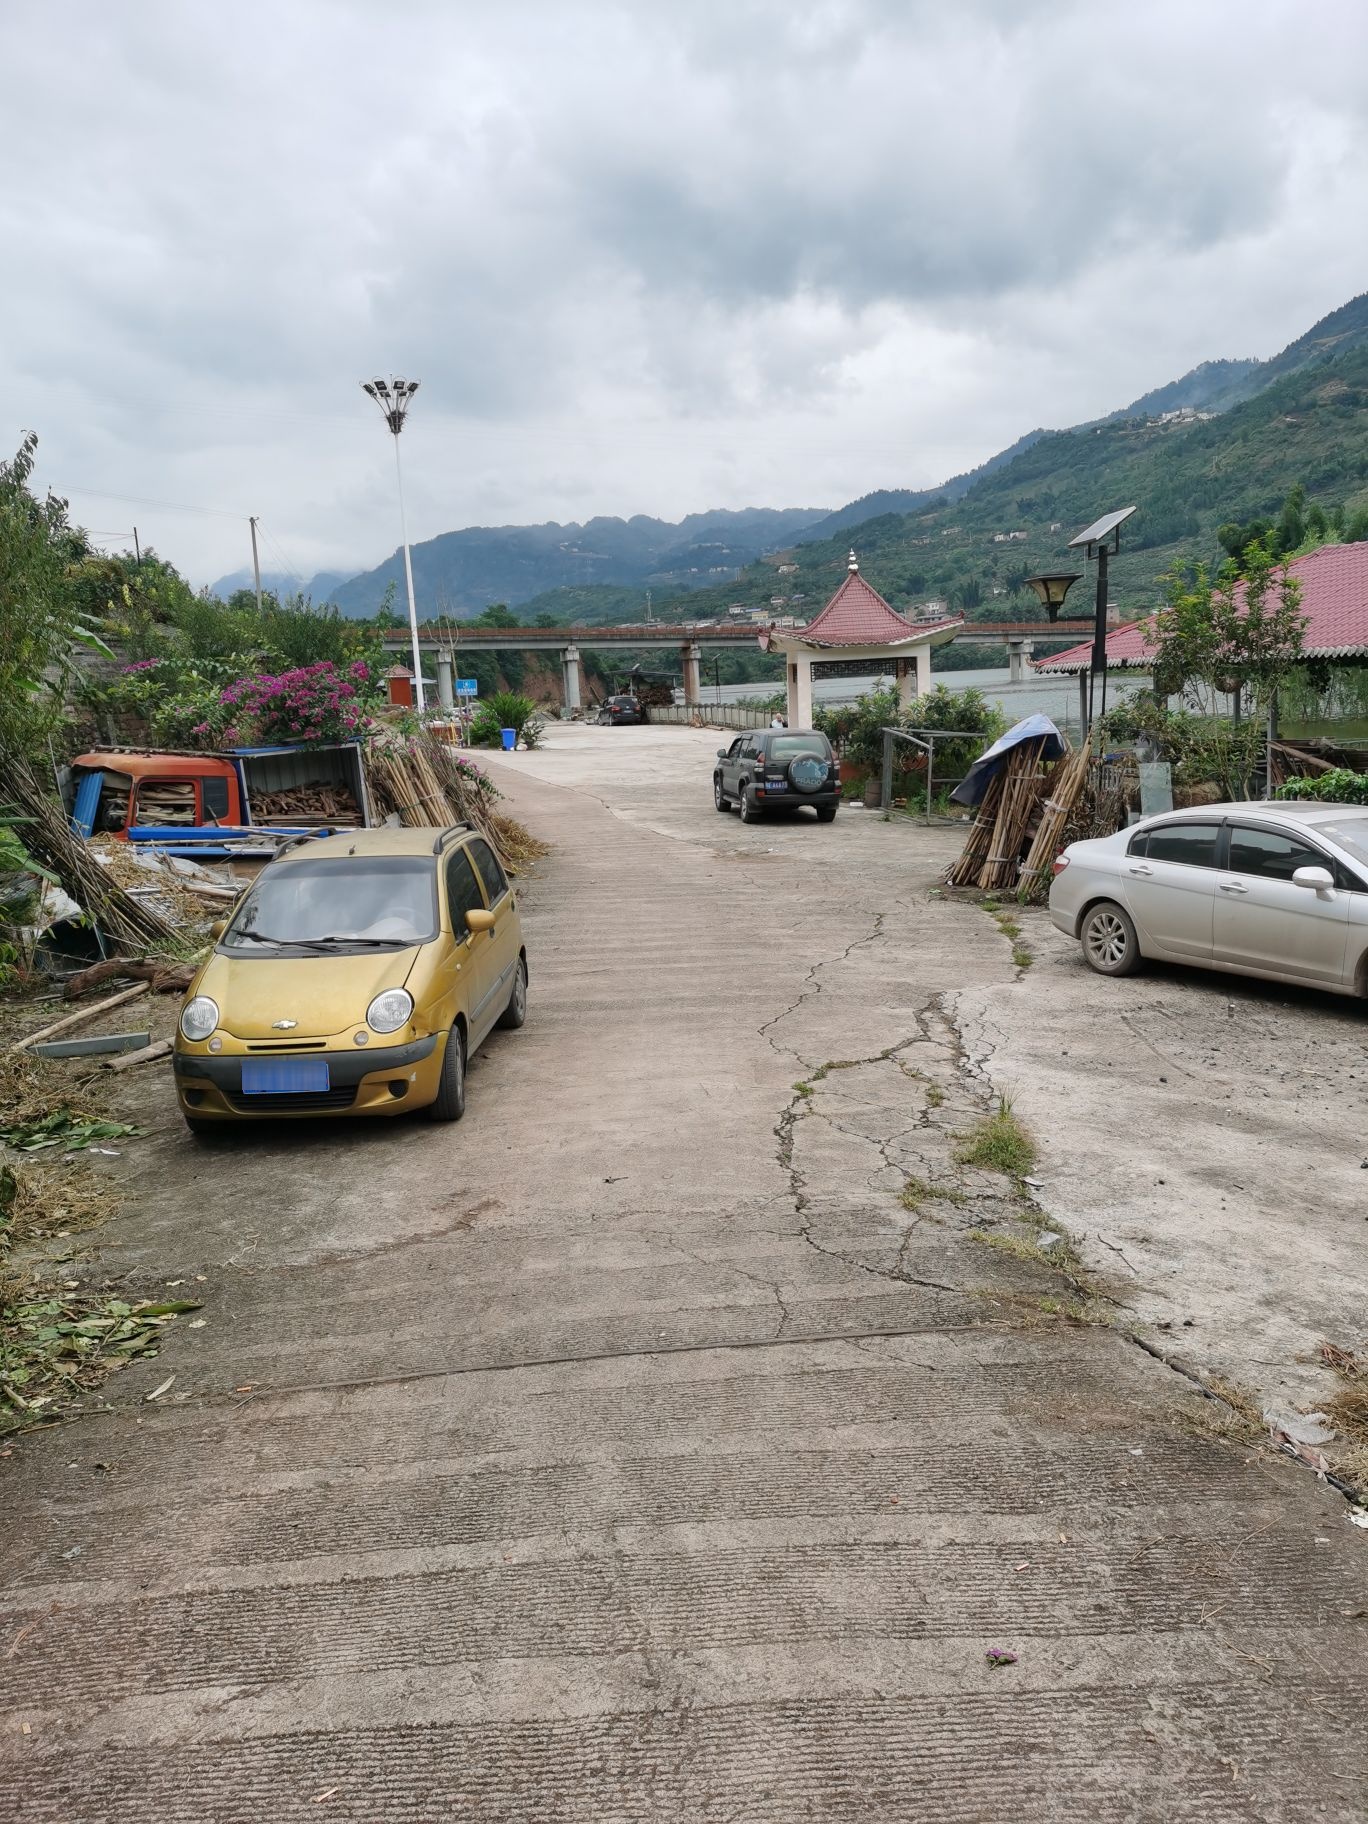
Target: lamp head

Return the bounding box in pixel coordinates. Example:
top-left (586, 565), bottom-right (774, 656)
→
top-left (1024, 572), bottom-right (1083, 624)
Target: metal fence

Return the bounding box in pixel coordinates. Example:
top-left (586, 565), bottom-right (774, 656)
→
top-left (646, 702), bottom-right (774, 731)
top-left (879, 726), bottom-right (984, 825)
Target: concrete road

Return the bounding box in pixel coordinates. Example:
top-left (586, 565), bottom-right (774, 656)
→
top-left (2, 722), bottom-right (1365, 1821)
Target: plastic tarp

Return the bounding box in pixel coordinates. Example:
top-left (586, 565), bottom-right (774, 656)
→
top-left (71, 769), bottom-right (103, 839)
top-left (950, 713), bottom-right (1067, 806)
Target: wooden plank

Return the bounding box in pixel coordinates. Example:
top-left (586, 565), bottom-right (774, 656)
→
top-left (106, 1037), bottom-right (173, 1073)
top-left (11, 983), bottom-right (151, 1054)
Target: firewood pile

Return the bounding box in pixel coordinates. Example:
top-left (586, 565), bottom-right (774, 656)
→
top-left (252, 784), bottom-right (361, 825)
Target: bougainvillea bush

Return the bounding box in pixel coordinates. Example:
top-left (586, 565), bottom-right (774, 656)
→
top-left (214, 661), bottom-right (379, 746)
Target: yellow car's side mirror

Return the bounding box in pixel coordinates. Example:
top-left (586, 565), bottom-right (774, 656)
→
top-left (209, 918), bottom-right (227, 940)
top-left (465, 908), bottom-right (496, 935)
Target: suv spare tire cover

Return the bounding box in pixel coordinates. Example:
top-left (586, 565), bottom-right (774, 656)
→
top-left (787, 753), bottom-right (827, 793)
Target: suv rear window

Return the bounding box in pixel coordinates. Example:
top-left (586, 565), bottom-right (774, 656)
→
top-left (769, 735), bottom-right (832, 761)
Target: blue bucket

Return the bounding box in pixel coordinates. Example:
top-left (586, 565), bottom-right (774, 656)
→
top-left (500, 727), bottom-right (517, 751)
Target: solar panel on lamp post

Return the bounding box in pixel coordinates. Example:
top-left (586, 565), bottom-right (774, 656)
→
top-left (361, 377), bottom-right (425, 713)
top-left (1067, 508), bottom-right (1137, 732)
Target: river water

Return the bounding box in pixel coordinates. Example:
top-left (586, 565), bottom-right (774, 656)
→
top-left (704, 665), bottom-right (1154, 739)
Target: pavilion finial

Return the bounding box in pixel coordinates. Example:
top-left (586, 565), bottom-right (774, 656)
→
top-left (848, 548), bottom-right (859, 573)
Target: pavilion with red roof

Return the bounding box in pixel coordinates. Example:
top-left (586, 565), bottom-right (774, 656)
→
top-left (1032, 542), bottom-right (1368, 725)
top-left (763, 550), bottom-right (962, 727)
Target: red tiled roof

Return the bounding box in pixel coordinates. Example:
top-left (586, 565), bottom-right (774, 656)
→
top-left (798, 559), bottom-right (953, 647)
top-left (1032, 542), bottom-right (1368, 673)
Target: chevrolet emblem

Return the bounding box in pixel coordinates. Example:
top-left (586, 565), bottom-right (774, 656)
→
top-left (271, 1019), bottom-right (298, 1030)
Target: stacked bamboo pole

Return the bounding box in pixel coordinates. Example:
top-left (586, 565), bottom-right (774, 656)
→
top-left (0, 741), bottom-right (174, 950)
top-left (1016, 742), bottom-right (1092, 904)
top-left (976, 740), bottom-right (1048, 890)
top-left (944, 770), bottom-right (1005, 887)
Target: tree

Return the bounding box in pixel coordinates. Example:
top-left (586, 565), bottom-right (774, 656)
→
top-left (476, 602), bottom-right (519, 628)
top-left (0, 434), bottom-right (101, 750)
top-left (533, 612), bottom-right (560, 628)
top-left (1153, 542), bottom-right (1305, 705)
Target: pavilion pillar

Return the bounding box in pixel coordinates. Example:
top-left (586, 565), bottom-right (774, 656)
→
top-left (561, 646), bottom-right (583, 712)
top-left (789, 656), bottom-right (814, 728)
top-left (896, 654), bottom-right (918, 709)
top-left (681, 641), bottom-right (702, 705)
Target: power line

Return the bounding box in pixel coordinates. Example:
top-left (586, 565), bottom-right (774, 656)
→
top-left (60, 484), bottom-right (248, 521)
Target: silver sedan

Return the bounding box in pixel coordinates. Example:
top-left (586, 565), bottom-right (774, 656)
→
top-left (1049, 801), bottom-right (1368, 995)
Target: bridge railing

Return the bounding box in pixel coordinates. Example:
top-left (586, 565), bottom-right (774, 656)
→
top-left (646, 702), bottom-right (773, 731)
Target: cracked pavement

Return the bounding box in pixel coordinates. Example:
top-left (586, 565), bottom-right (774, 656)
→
top-left (2, 720), bottom-right (1365, 1822)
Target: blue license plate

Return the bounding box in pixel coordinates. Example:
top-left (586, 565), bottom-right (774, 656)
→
top-left (240, 1057), bottom-right (330, 1095)
top-left (765, 779), bottom-right (789, 791)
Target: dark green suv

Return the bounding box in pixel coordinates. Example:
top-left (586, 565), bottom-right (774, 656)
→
top-left (714, 730), bottom-right (839, 824)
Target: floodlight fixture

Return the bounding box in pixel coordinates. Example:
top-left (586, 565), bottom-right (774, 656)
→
top-left (361, 374), bottom-right (425, 708)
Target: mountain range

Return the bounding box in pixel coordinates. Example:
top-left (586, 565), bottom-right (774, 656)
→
top-left (299, 290), bottom-right (1368, 623)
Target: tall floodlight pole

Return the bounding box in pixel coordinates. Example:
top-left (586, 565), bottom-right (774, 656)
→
top-left (361, 376), bottom-right (425, 712)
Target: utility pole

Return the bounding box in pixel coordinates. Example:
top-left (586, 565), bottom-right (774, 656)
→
top-left (132, 526), bottom-right (141, 564)
top-left (361, 377), bottom-right (425, 712)
top-left (249, 516), bottom-right (263, 615)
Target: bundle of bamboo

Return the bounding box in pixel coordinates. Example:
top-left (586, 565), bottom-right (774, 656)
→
top-left (363, 738), bottom-right (550, 875)
top-left (944, 771), bottom-right (1005, 887)
top-left (1016, 742), bottom-right (1092, 904)
top-left (977, 739), bottom-right (1048, 890)
top-left (0, 742), bottom-right (173, 950)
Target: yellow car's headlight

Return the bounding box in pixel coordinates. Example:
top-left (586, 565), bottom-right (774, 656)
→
top-left (367, 988), bottom-right (413, 1034)
top-left (180, 996), bottom-right (219, 1042)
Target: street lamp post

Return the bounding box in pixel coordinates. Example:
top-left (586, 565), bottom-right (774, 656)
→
top-left (362, 376), bottom-right (425, 713)
top-left (1066, 507), bottom-right (1137, 733)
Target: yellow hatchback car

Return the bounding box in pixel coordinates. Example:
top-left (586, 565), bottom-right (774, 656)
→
top-left (173, 824), bottom-right (527, 1134)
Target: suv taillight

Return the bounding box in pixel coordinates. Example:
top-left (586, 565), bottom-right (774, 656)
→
top-left (1052, 855), bottom-right (1070, 876)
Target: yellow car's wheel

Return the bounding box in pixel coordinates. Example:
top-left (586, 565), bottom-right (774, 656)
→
top-left (497, 958), bottom-right (527, 1030)
top-left (427, 1022), bottom-right (467, 1121)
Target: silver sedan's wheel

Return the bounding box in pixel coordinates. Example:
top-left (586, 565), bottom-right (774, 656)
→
top-left (1081, 901), bottom-right (1141, 977)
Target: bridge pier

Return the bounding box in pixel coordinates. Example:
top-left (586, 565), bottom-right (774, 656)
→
top-left (561, 646), bottom-right (583, 713)
top-left (435, 652), bottom-right (454, 711)
top-left (1006, 636), bottom-right (1035, 684)
top-left (681, 641), bottom-right (702, 705)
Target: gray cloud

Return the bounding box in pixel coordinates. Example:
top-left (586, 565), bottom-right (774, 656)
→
top-left (3, 0), bottom-right (1366, 585)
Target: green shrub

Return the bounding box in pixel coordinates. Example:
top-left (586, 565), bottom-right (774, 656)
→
top-left (469, 691), bottom-right (544, 749)
top-left (1276, 768), bottom-right (1368, 804)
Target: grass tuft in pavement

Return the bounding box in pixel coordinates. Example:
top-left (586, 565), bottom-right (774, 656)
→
top-left (955, 1098), bottom-right (1038, 1177)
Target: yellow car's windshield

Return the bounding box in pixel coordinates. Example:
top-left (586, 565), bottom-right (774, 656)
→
top-left (224, 856), bottom-right (438, 949)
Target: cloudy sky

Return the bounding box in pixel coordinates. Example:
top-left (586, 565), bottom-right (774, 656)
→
top-left (5, 0), bottom-right (1367, 588)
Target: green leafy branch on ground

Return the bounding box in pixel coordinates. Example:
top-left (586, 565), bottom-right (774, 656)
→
top-left (1, 1293), bottom-right (200, 1434)
top-left (0, 1113), bottom-right (140, 1152)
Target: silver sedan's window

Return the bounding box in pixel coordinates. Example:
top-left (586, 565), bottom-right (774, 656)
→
top-left (1144, 824), bottom-right (1219, 868)
top-left (1227, 826), bottom-right (1327, 882)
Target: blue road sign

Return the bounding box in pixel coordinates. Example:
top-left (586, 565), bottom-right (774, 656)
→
top-left (454, 678), bottom-right (479, 697)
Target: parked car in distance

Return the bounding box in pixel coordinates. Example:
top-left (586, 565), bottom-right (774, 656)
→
top-left (1050, 801), bottom-right (1368, 996)
top-left (597, 694), bottom-right (643, 726)
top-left (714, 729), bottom-right (840, 823)
top-left (173, 825), bottom-right (527, 1133)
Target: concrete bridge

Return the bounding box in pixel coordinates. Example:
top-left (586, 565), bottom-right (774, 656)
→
top-left (383, 619), bottom-right (1091, 708)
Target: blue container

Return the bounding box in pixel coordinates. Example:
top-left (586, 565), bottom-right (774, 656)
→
top-left (500, 727), bottom-right (517, 751)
